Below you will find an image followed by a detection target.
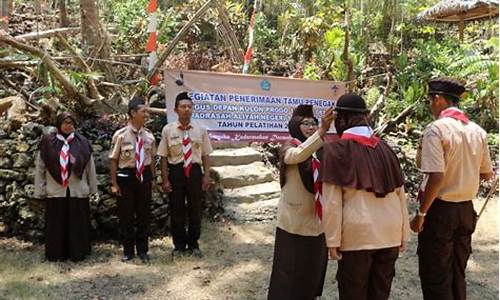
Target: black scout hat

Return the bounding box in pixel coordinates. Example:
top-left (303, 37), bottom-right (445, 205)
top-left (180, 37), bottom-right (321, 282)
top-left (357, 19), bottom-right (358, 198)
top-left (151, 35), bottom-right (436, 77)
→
top-left (428, 77), bottom-right (465, 101)
top-left (334, 93), bottom-right (369, 113)
top-left (292, 104), bottom-right (314, 118)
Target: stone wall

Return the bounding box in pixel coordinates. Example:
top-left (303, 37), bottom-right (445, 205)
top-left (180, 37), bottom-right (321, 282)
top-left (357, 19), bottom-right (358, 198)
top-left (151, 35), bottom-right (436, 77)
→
top-left (0, 117), bottom-right (223, 242)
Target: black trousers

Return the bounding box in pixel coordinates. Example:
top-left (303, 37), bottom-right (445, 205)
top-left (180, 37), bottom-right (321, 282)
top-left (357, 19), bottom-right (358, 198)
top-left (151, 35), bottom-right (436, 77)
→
top-left (336, 246), bottom-right (400, 300)
top-left (268, 228), bottom-right (328, 300)
top-left (168, 163), bottom-right (203, 250)
top-left (418, 199), bottom-right (477, 300)
top-left (117, 168), bottom-right (152, 256)
top-left (45, 195), bottom-right (91, 262)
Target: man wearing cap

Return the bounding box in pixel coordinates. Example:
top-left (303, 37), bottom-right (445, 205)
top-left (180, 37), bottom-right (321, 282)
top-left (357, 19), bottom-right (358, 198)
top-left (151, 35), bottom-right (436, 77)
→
top-left (109, 96), bottom-right (157, 263)
top-left (321, 93), bottom-right (410, 300)
top-left (158, 91), bottom-right (213, 258)
top-left (411, 77), bottom-right (494, 300)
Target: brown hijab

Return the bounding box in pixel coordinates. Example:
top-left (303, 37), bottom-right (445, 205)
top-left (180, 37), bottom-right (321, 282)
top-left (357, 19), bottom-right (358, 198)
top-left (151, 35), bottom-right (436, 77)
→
top-left (39, 112), bottom-right (92, 184)
top-left (279, 105), bottom-right (321, 194)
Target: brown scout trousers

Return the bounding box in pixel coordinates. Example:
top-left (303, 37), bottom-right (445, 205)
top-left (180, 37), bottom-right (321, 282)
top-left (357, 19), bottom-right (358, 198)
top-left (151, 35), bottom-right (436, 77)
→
top-left (418, 199), bottom-right (477, 300)
top-left (336, 246), bottom-right (400, 300)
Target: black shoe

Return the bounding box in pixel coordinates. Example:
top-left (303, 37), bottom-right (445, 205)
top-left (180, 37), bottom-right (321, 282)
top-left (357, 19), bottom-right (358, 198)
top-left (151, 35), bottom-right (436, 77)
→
top-left (138, 253), bottom-right (150, 263)
top-left (191, 248), bottom-right (203, 258)
top-left (121, 254), bottom-right (134, 262)
top-left (171, 248), bottom-right (185, 257)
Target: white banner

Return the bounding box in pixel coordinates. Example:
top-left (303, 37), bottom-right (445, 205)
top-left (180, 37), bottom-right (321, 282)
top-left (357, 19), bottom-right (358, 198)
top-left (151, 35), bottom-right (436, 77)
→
top-left (164, 69), bottom-right (346, 142)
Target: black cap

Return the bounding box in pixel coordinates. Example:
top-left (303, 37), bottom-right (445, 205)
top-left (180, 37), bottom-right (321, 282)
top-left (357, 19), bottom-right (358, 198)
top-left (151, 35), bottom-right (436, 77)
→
top-left (428, 77), bottom-right (465, 101)
top-left (175, 91), bottom-right (192, 106)
top-left (292, 105), bottom-right (314, 118)
top-left (334, 93), bottom-right (369, 113)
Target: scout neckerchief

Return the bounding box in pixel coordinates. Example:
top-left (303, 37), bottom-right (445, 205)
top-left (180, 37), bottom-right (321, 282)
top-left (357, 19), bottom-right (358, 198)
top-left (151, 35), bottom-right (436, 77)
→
top-left (135, 133), bottom-right (145, 182)
top-left (439, 107), bottom-right (469, 124)
top-left (291, 138), bottom-right (323, 221)
top-left (179, 124), bottom-right (193, 177)
top-left (341, 126), bottom-right (380, 148)
top-left (56, 132), bottom-right (75, 188)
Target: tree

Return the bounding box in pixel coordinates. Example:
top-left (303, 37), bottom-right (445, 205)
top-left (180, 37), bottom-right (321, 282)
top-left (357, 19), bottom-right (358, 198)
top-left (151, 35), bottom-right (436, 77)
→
top-left (79, 0), bottom-right (115, 82)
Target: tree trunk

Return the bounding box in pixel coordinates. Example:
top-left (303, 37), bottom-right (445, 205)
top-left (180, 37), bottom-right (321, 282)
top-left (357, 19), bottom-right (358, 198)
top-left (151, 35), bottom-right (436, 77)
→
top-left (59, 0), bottom-right (70, 27)
top-left (343, 0), bottom-right (353, 90)
top-left (79, 0), bottom-right (115, 82)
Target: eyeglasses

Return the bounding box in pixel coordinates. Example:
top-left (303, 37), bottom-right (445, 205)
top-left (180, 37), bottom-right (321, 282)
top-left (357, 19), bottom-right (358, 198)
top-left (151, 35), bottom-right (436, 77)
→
top-left (300, 121), bottom-right (318, 127)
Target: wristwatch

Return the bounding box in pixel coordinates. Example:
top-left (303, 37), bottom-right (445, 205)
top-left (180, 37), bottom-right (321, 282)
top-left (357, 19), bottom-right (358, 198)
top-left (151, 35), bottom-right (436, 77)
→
top-left (416, 208), bottom-right (427, 217)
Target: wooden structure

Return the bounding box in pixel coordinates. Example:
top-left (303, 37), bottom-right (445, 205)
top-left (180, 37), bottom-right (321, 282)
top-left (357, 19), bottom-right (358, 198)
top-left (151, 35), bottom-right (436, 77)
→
top-left (417, 0), bottom-right (499, 41)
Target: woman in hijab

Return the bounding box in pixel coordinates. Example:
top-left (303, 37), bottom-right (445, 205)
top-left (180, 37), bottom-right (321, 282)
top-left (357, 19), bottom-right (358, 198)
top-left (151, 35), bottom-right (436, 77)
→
top-left (268, 105), bottom-right (335, 300)
top-left (34, 112), bottom-right (97, 262)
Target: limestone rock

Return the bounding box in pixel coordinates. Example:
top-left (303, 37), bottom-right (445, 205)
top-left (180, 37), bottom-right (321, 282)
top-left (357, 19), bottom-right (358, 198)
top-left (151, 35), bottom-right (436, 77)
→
top-left (223, 181), bottom-right (281, 203)
top-left (13, 153), bottom-right (31, 168)
top-left (211, 162), bottom-right (274, 189)
top-left (210, 147), bottom-right (262, 167)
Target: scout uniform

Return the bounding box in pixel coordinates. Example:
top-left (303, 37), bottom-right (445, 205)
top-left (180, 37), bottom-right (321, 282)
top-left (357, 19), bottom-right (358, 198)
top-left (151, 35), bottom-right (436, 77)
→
top-left (109, 123), bottom-right (156, 258)
top-left (321, 94), bottom-right (410, 300)
top-left (158, 120), bottom-right (213, 252)
top-left (417, 79), bottom-right (493, 300)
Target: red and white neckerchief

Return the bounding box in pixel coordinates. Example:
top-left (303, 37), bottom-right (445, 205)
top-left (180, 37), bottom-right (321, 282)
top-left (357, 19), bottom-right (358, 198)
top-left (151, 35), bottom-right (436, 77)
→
top-left (56, 132), bottom-right (74, 188)
top-left (311, 152), bottom-right (323, 221)
top-left (439, 107), bottom-right (469, 124)
top-left (341, 126), bottom-right (380, 148)
top-left (179, 124), bottom-right (193, 177)
top-left (135, 133), bottom-right (145, 182)
top-left (291, 138), bottom-right (323, 221)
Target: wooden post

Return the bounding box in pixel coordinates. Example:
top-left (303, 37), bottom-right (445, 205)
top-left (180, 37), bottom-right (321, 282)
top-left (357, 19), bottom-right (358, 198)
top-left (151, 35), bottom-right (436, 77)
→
top-left (459, 15), bottom-right (465, 42)
top-left (0, 0), bottom-right (8, 32)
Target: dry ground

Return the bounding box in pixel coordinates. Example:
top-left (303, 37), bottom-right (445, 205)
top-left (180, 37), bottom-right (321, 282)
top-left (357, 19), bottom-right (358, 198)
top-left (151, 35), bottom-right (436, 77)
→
top-left (0, 197), bottom-right (497, 300)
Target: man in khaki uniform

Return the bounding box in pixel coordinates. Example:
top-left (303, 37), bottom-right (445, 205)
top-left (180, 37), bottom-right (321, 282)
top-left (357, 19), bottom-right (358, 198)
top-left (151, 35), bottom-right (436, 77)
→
top-left (158, 92), bottom-right (213, 258)
top-left (109, 97), bottom-right (157, 263)
top-left (411, 77), bottom-right (494, 300)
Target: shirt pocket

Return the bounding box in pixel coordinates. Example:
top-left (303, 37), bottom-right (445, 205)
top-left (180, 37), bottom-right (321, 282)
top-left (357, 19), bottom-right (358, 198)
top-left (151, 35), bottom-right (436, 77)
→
top-left (144, 139), bottom-right (154, 157)
top-left (169, 137), bottom-right (183, 158)
top-left (120, 143), bottom-right (135, 164)
top-left (190, 134), bottom-right (203, 156)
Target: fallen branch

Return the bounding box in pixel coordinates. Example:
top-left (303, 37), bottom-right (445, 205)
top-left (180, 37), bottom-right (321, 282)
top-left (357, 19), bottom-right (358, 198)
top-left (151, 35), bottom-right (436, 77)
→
top-left (14, 27), bottom-right (80, 41)
top-left (56, 33), bottom-right (102, 100)
top-left (374, 103), bottom-right (416, 135)
top-left (368, 72), bottom-right (393, 125)
top-left (146, 107), bottom-right (166, 115)
top-left (215, 1), bottom-right (244, 64)
top-left (147, 0), bottom-right (214, 82)
top-left (0, 97), bottom-right (13, 116)
top-left (0, 34), bottom-right (93, 105)
top-left (0, 60), bottom-right (38, 68)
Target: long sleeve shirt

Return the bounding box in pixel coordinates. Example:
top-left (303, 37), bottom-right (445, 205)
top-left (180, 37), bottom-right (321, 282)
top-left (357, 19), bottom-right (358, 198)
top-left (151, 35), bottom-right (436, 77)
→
top-left (34, 153), bottom-right (98, 199)
top-left (322, 183), bottom-right (410, 251)
top-left (277, 131), bottom-right (324, 236)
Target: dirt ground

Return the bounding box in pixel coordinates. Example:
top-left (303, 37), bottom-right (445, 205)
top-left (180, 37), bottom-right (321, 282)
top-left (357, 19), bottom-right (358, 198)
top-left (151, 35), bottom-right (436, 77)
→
top-left (0, 197), bottom-right (497, 300)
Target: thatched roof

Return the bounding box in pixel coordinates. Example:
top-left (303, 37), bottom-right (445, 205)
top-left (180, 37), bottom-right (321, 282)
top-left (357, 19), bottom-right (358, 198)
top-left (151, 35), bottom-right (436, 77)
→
top-left (417, 0), bottom-right (499, 22)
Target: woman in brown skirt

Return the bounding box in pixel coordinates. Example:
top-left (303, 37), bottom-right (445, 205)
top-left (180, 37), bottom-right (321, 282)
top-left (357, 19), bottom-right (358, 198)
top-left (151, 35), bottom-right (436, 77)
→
top-left (34, 112), bottom-right (97, 262)
top-left (268, 105), bottom-right (334, 300)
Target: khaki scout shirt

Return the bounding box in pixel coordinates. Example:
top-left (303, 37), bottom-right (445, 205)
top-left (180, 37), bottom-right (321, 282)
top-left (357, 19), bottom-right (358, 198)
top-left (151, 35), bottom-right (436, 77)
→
top-left (109, 123), bottom-right (157, 169)
top-left (322, 184), bottom-right (410, 251)
top-left (418, 117), bottom-right (493, 202)
top-left (277, 131), bottom-right (324, 236)
top-left (157, 120), bottom-right (213, 165)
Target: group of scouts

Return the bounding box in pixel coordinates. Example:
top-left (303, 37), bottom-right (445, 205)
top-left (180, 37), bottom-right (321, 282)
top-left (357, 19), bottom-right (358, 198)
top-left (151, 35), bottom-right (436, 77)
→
top-left (35, 91), bottom-right (212, 263)
top-left (34, 77), bottom-right (494, 300)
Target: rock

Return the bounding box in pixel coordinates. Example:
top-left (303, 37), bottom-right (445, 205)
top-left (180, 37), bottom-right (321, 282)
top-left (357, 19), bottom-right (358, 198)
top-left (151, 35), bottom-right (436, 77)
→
top-left (93, 151), bottom-right (110, 174)
top-left (0, 157), bottom-right (12, 168)
top-left (224, 198), bottom-right (279, 222)
top-left (42, 126), bottom-right (56, 135)
top-left (223, 181), bottom-right (281, 203)
top-left (92, 144), bottom-right (103, 152)
top-left (0, 221), bottom-right (8, 233)
top-left (0, 169), bottom-right (24, 181)
top-left (211, 162), bottom-right (274, 189)
top-left (209, 147), bottom-right (262, 167)
top-left (103, 198), bottom-right (117, 208)
top-left (24, 184), bottom-right (35, 198)
top-left (15, 142), bottom-right (30, 152)
top-left (0, 140), bottom-right (11, 156)
top-left (13, 153), bottom-right (31, 168)
top-left (21, 122), bottom-right (44, 138)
